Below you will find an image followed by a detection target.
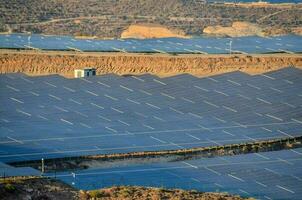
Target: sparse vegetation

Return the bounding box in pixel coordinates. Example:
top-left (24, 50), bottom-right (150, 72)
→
top-left (0, 178), bottom-right (253, 200)
top-left (0, 0), bottom-right (301, 37)
top-left (89, 190), bottom-right (107, 198)
top-left (85, 186), bottom-right (254, 200)
top-left (4, 183), bottom-right (16, 193)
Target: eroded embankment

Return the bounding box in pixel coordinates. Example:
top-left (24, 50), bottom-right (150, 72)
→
top-left (10, 136), bottom-right (302, 173)
top-left (0, 50), bottom-right (302, 77)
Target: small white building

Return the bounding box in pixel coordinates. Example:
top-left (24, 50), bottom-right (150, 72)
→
top-left (74, 68), bottom-right (96, 78)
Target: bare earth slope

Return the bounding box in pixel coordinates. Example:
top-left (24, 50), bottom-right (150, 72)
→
top-left (0, 50), bottom-right (301, 78)
top-left (121, 24), bottom-right (189, 39)
top-left (203, 22), bottom-right (265, 37)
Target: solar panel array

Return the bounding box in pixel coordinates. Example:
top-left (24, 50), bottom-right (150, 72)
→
top-left (52, 148), bottom-right (302, 200)
top-left (0, 161), bottom-right (40, 177)
top-left (0, 67), bottom-right (302, 163)
top-left (1, 34), bottom-right (302, 54)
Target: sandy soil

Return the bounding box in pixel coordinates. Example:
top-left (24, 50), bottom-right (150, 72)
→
top-left (203, 22), bottom-right (264, 37)
top-left (292, 27), bottom-right (302, 36)
top-left (225, 2), bottom-right (298, 8)
top-left (203, 22), bottom-right (302, 37)
top-left (121, 24), bottom-right (188, 39)
top-left (0, 50), bottom-right (301, 78)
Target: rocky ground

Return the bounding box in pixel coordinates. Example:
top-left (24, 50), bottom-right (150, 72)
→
top-left (0, 177), bottom-right (79, 200)
top-left (0, 177), bottom-right (253, 200)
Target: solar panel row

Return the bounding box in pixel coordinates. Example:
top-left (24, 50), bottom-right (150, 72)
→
top-left (1, 34), bottom-right (302, 54)
top-left (0, 161), bottom-right (40, 177)
top-left (50, 148), bottom-right (302, 200)
top-left (0, 67), bottom-right (301, 163)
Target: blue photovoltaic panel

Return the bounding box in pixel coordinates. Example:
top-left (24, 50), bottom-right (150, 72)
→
top-left (0, 67), bottom-right (302, 162)
top-left (0, 34), bottom-right (302, 54)
top-left (0, 161), bottom-right (40, 177)
top-left (50, 148), bottom-right (302, 200)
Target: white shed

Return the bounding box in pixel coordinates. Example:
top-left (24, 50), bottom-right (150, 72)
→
top-left (74, 68), bottom-right (96, 78)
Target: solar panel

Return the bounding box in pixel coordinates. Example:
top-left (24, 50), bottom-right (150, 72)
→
top-left (0, 161), bottom-right (40, 177)
top-left (1, 34), bottom-right (302, 54)
top-left (0, 68), bottom-right (302, 162)
top-left (50, 148), bottom-right (302, 200)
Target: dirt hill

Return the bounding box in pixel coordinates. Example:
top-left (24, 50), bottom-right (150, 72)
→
top-left (203, 22), bottom-right (265, 37)
top-left (0, 50), bottom-right (301, 78)
top-left (121, 24), bottom-right (188, 39)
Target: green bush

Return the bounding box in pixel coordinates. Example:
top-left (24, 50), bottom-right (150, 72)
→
top-left (4, 183), bottom-right (16, 193)
top-left (119, 188), bottom-right (131, 198)
top-left (89, 190), bottom-right (106, 198)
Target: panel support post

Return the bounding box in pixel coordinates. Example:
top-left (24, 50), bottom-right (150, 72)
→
top-left (41, 158), bottom-right (45, 174)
